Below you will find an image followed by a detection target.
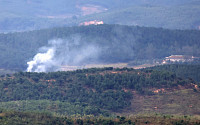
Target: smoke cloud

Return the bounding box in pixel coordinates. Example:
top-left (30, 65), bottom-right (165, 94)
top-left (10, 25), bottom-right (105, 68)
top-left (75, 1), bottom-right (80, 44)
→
top-left (27, 35), bottom-right (101, 72)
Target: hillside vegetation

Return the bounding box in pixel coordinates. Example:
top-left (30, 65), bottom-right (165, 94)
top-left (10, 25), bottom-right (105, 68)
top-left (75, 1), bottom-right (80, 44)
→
top-left (0, 24), bottom-right (200, 71)
top-left (1, 111), bottom-right (200, 125)
top-left (2, 110), bottom-right (200, 125)
top-left (148, 64), bottom-right (200, 82)
top-left (0, 67), bottom-right (197, 116)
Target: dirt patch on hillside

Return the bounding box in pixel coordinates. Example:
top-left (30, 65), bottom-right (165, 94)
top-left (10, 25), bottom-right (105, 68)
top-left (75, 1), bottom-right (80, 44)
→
top-left (122, 89), bottom-right (200, 116)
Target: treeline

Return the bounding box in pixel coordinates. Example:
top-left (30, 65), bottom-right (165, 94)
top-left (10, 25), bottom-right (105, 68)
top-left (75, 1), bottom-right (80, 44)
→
top-left (0, 68), bottom-right (195, 115)
top-left (0, 110), bottom-right (200, 125)
top-left (0, 24), bottom-right (200, 70)
top-left (0, 100), bottom-right (106, 116)
top-left (0, 110), bottom-right (136, 125)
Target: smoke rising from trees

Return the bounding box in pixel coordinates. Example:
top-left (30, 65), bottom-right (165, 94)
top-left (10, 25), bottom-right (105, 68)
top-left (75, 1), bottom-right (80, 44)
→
top-left (27, 36), bottom-right (101, 72)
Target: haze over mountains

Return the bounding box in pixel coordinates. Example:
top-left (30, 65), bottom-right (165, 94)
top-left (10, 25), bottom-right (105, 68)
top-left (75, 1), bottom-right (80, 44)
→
top-left (1, 25), bottom-right (200, 72)
top-left (0, 0), bottom-right (200, 72)
top-left (1, 0), bottom-right (200, 32)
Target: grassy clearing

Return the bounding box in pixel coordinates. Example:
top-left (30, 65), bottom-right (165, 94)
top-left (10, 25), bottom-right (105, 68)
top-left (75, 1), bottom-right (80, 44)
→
top-left (60, 63), bottom-right (129, 71)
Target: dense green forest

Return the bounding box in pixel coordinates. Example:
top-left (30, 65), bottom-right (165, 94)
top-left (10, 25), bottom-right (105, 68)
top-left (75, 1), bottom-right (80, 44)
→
top-left (0, 24), bottom-right (200, 71)
top-left (148, 64), bottom-right (200, 82)
top-left (0, 67), bottom-right (196, 116)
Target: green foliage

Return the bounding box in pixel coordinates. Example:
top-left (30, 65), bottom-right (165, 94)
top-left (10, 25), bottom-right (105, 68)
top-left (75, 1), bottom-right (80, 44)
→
top-left (0, 100), bottom-right (104, 116)
top-left (0, 68), bottom-right (195, 116)
top-left (149, 64), bottom-right (200, 82)
top-left (0, 110), bottom-right (136, 125)
top-left (0, 111), bottom-right (199, 125)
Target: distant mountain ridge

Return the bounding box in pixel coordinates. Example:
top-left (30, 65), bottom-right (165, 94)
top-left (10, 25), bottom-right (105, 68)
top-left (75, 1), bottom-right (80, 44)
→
top-left (0, 0), bottom-right (200, 32)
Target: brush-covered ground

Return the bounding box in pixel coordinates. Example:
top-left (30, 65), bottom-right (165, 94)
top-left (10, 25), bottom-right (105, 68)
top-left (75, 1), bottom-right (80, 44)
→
top-left (1, 111), bottom-right (200, 125)
top-left (1, 65), bottom-right (200, 124)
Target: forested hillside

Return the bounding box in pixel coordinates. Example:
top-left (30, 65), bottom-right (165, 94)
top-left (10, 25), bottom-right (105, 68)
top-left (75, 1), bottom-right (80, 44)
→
top-left (148, 64), bottom-right (200, 82)
top-left (0, 24), bottom-right (200, 71)
top-left (0, 68), bottom-right (196, 116)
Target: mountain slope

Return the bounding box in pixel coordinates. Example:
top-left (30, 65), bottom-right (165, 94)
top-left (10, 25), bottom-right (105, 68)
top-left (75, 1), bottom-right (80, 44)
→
top-left (0, 0), bottom-right (200, 32)
top-left (0, 67), bottom-right (199, 116)
top-left (148, 64), bottom-right (200, 82)
top-left (78, 2), bottom-right (200, 29)
top-left (0, 24), bottom-right (200, 71)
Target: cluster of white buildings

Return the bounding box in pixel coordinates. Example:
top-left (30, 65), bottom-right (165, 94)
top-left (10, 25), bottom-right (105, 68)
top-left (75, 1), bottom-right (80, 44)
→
top-left (162, 55), bottom-right (197, 64)
top-left (79, 20), bottom-right (104, 26)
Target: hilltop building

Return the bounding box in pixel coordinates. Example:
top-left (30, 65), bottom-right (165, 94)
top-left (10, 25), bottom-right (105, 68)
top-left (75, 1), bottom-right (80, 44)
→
top-left (162, 55), bottom-right (195, 64)
top-left (79, 20), bottom-right (104, 26)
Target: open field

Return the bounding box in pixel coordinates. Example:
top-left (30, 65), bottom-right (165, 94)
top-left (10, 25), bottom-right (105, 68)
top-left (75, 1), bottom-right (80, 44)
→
top-left (60, 63), bottom-right (129, 71)
top-left (60, 63), bottom-right (157, 71)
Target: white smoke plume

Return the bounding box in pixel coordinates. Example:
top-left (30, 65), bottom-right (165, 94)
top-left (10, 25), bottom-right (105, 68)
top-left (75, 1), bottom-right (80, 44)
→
top-left (27, 36), bottom-right (100, 72)
top-left (27, 48), bottom-right (55, 72)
